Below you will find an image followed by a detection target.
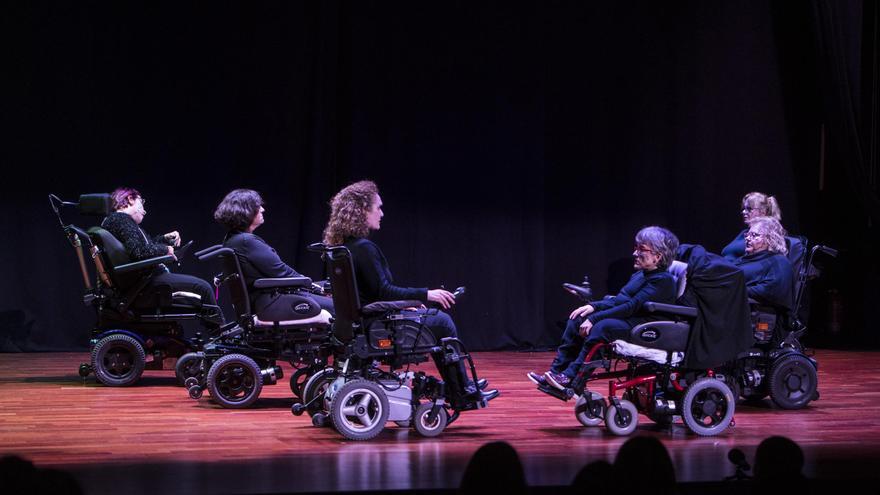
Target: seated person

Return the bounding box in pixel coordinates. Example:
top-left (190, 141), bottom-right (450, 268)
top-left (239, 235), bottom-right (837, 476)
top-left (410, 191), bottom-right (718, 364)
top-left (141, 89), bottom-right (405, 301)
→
top-left (528, 226), bottom-right (679, 390)
top-left (322, 180), bottom-right (497, 403)
top-left (101, 187), bottom-right (221, 320)
top-left (733, 216), bottom-right (794, 311)
top-left (213, 189), bottom-right (333, 321)
top-left (722, 191), bottom-right (782, 261)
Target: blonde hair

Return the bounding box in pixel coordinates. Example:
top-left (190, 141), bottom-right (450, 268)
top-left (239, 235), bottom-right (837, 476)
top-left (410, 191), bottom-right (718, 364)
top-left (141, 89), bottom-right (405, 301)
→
top-left (323, 180), bottom-right (379, 245)
top-left (743, 192), bottom-right (782, 220)
top-left (748, 216), bottom-right (788, 255)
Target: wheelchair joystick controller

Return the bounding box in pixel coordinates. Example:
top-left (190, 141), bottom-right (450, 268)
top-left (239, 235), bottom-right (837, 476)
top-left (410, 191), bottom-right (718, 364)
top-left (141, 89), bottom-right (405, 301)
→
top-left (452, 286), bottom-right (466, 299)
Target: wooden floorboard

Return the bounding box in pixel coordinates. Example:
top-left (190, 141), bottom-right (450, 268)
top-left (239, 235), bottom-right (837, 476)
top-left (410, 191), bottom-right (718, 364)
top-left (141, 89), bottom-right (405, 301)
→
top-left (1, 350), bottom-right (879, 494)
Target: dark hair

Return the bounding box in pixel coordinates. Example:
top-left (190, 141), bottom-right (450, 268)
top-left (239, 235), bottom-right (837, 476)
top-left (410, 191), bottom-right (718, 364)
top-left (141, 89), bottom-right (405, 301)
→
top-left (459, 441), bottom-right (526, 495)
top-left (110, 187), bottom-right (141, 211)
top-left (214, 189), bottom-right (264, 232)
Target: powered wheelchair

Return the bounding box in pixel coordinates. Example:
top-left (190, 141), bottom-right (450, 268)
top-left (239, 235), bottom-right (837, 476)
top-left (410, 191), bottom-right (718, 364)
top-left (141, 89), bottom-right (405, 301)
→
top-left (50, 193), bottom-right (225, 386)
top-left (290, 243), bottom-right (492, 440)
top-left (181, 244), bottom-right (334, 408)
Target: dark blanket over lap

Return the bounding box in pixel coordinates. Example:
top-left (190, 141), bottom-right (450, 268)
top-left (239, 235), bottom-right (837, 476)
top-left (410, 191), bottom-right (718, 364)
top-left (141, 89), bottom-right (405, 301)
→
top-left (677, 244), bottom-right (752, 369)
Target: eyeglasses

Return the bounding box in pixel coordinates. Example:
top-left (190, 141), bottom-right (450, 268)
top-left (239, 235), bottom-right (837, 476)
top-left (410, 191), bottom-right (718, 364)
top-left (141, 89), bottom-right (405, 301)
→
top-left (744, 231), bottom-right (764, 239)
top-left (633, 245), bottom-right (657, 255)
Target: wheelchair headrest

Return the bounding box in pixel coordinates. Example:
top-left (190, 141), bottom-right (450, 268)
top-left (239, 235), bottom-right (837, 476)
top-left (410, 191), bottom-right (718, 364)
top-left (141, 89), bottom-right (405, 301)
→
top-left (78, 194), bottom-right (112, 216)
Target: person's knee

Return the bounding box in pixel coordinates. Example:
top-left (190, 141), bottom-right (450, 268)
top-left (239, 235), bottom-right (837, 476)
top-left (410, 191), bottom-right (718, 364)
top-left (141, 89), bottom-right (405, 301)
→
top-left (432, 310), bottom-right (458, 339)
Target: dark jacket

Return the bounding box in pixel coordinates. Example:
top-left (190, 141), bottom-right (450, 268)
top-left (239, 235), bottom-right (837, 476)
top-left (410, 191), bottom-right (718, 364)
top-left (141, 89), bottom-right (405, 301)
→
top-left (101, 211), bottom-right (172, 261)
top-left (344, 237), bottom-right (427, 304)
top-left (588, 269), bottom-right (676, 325)
top-left (734, 250), bottom-right (794, 311)
top-left (677, 244), bottom-right (752, 369)
top-left (223, 231), bottom-right (303, 288)
top-left (721, 229), bottom-right (747, 261)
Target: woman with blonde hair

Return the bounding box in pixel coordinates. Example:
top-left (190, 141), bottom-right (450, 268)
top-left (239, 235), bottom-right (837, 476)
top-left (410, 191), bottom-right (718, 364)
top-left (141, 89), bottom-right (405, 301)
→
top-left (323, 180), bottom-right (498, 405)
top-left (722, 192), bottom-right (783, 261)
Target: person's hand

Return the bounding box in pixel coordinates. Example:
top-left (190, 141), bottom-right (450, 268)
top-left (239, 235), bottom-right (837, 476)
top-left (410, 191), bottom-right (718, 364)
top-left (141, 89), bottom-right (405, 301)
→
top-left (579, 318), bottom-right (593, 337)
top-left (167, 245), bottom-right (177, 260)
top-left (569, 304), bottom-right (595, 320)
top-left (165, 231), bottom-right (181, 247)
top-left (427, 289), bottom-right (456, 310)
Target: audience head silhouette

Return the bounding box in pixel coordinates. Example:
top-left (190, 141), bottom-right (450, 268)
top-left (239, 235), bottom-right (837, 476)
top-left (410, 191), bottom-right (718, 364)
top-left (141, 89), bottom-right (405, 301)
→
top-left (459, 441), bottom-right (527, 495)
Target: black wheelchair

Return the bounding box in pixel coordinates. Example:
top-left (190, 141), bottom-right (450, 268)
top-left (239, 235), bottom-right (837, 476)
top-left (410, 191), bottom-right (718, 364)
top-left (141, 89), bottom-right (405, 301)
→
top-left (181, 244), bottom-right (334, 408)
top-left (50, 193), bottom-right (225, 386)
top-left (290, 243), bottom-right (491, 440)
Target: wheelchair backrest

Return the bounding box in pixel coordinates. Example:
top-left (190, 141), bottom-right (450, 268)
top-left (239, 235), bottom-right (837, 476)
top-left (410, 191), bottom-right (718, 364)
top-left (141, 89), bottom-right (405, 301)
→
top-left (668, 260), bottom-right (688, 299)
top-left (323, 246), bottom-right (361, 343)
top-left (213, 248), bottom-right (253, 322)
top-left (87, 226), bottom-right (134, 288)
top-left (786, 236), bottom-right (806, 308)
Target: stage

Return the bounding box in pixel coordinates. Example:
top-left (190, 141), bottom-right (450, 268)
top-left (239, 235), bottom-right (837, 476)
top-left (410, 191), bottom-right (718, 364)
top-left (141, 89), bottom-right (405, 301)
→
top-left (1, 350), bottom-right (879, 494)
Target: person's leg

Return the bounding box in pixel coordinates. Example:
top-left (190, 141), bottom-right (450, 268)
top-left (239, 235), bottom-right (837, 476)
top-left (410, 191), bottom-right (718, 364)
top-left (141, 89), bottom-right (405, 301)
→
top-left (550, 317), bottom-right (585, 374)
top-left (152, 271), bottom-right (224, 324)
top-left (562, 318), bottom-right (632, 377)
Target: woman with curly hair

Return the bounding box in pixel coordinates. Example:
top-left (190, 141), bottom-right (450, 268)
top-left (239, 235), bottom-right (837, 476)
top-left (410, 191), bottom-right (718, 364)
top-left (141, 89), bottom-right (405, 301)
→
top-left (323, 180), bottom-right (498, 404)
top-left (734, 216), bottom-right (794, 311)
top-left (215, 189), bottom-right (332, 321)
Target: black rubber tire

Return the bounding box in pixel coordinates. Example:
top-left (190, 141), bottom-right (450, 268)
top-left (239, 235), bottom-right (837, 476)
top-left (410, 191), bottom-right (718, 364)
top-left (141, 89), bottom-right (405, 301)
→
top-left (605, 399), bottom-right (638, 436)
top-left (302, 369), bottom-right (335, 418)
top-left (682, 378), bottom-right (735, 436)
top-left (330, 380), bottom-right (390, 441)
top-left (289, 367), bottom-right (313, 398)
top-left (575, 392), bottom-right (606, 427)
top-left (175, 352), bottom-right (203, 386)
top-left (412, 402), bottom-right (448, 438)
top-left (769, 353), bottom-right (818, 410)
top-left (91, 333), bottom-right (146, 387)
top-left (206, 353), bottom-right (263, 409)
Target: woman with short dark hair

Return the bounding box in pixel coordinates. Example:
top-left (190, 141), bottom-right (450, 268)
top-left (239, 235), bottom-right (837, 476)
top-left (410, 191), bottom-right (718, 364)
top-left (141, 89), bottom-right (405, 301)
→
top-left (214, 189), bottom-right (332, 320)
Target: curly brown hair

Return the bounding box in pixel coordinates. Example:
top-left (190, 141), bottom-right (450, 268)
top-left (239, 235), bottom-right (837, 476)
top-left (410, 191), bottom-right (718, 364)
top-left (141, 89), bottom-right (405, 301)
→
top-left (323, 180), bottom-right (379, 245)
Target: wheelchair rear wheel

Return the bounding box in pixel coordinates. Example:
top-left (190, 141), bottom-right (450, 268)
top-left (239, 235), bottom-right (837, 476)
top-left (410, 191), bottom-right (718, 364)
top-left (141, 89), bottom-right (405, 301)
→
top-left (769, 354), bottom-right (817, 410)
top-left (681, 378), bottom-right (735, 436)
top-left (412, 402), bottom-right (448, 437)
top-left (91, 333), bottom-right (146, 387)
top-left (330, 379), bottom-right (390, 441)
top-left (605, 399), bottom-right (638, 436)
top-left (206, 353), bottom-right (263, 409)
top-left (575, 392), bottom-right (606, 427)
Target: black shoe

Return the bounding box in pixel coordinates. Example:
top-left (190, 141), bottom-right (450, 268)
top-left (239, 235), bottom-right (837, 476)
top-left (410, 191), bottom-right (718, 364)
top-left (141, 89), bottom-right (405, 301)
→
top-left (481, 389), bottom-right (500, 402)
top-left (477, 378), bottom-right (488, 390)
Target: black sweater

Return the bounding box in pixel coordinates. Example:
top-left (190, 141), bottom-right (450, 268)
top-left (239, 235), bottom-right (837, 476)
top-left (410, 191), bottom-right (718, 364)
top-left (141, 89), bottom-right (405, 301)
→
top-left (587, 268), bottom-right (676, 324)
top-left (344, 237), bottom-right (428, 304)
top-left (101, 211), bottom-right (171, 261)
top-left (734, 250), bottom-right (794, 310)
top-left (223, 232), bottom-right (303, 288)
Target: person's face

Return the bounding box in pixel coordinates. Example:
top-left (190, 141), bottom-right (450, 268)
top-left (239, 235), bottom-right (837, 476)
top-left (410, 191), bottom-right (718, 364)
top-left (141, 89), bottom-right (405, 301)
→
top-left (128, 196), bottom-right (146, 224)
top-left (366, 194), bottom-right (383, 231)
top-left (248, 206), bottom-right (265, 232)
top-left (633, 243), bottom-right (662, 271)
top-left (744, 226), bottom-right (769, 254)
top-left (741, 200), bottom-right (762, 223)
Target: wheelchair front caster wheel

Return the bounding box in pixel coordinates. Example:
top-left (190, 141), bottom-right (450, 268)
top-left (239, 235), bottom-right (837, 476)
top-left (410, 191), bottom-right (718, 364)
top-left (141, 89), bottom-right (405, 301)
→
top-left (413, 402), bottom-right (448, 438)
top-left (575, 392), bottom-right (606, 427)
top-left (292, 403), bottom-right (306, 416)
top-left (312, 412), bottom-right (328, 427)
top-left (188, 385), bottom-right (203, 400)
top-left (175, 352), bottom-right (203, 386)
top-left (78, 363), bottom-right (92, 378)
top-left (605, 399), bottom-right (638, 436)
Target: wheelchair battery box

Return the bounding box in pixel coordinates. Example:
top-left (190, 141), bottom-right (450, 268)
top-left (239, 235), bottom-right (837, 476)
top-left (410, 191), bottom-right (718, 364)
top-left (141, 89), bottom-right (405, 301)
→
top-left (751, 311), bottom-right (777, 344)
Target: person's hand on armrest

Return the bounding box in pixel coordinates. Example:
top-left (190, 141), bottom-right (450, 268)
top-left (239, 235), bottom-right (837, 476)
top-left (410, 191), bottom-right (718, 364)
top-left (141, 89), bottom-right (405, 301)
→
top-left (427, 289), bottom-right (456, 310)
top-left (569, 304), bottom-right (595, 320)
top-left (167, 245), bottom-right (177, 260)
top-left (164, 231), bottom-right (181, 247)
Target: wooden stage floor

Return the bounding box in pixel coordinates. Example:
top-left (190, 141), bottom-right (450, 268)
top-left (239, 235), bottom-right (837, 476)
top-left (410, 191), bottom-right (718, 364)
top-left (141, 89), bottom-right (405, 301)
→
top-left (1, 350), bottom-right (879, 494)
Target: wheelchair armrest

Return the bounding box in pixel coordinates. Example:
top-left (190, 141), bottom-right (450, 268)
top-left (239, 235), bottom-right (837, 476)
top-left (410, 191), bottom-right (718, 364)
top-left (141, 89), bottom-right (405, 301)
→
top-left (361, 300), bottom-right (423, 315)
top-left (253, 276), bottom-right (313, 289)
top-left (643, 301), bottom-right (698, 318)
top-left (114, 255), bottom-right (175, 274)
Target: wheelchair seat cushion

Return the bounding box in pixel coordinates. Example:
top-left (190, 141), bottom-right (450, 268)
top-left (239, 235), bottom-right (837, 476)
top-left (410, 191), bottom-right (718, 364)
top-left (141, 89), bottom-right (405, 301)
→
top-left (254, 309), bottom-right (333, 328)
top-left (611, 339), bottom-right (684, 366)
top-left (361, 300), bottom-right (423, 315)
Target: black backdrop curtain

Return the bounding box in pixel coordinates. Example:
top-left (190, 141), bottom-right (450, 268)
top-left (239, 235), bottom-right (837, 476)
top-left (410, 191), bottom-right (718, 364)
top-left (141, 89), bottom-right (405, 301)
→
top-left (2, 1), bottom-right (873, 351)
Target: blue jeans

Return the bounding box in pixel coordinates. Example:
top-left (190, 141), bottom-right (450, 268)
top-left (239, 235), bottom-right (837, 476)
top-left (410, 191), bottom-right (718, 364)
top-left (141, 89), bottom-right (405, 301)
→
top-left (550, 317), bottom-right (633, 378)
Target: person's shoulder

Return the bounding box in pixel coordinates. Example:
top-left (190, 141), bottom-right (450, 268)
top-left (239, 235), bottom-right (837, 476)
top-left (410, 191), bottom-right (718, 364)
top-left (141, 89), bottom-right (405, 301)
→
top-left (346, 237), bottom-right (378, 251)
